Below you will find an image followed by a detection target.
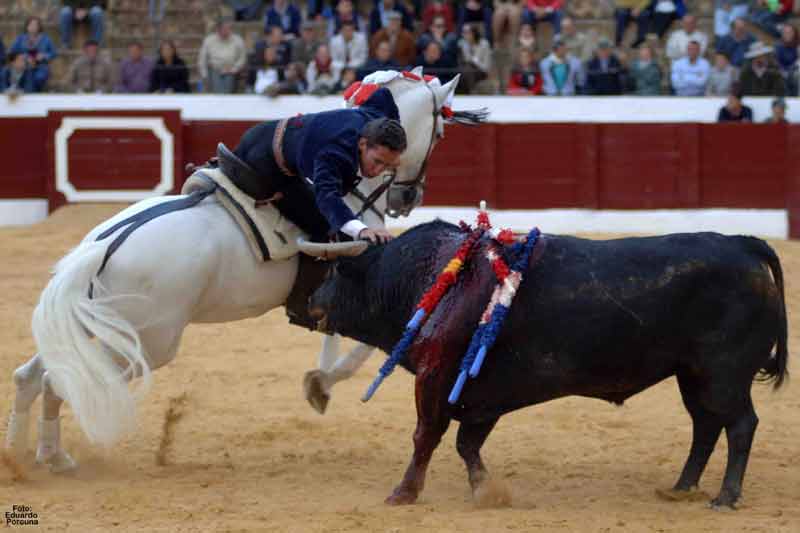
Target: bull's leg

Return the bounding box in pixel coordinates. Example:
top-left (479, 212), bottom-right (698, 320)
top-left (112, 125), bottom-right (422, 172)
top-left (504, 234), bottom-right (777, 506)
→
top-left (386, 372), bottom-right (451, 505)
top-left (455, 418), bottom-right (498, 492)
top-left (5, 355), bottom-right (45, 458)
top-left (35, 371), bottom-right (76, 473)
top-left (673, 372), bottom-right (724, 492)
top-left (711, 400), bottom-right (758, 509)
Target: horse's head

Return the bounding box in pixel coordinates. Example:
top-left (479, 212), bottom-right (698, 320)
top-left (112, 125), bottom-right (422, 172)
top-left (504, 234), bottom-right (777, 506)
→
top-left (344, 70), bottom-right (487, 221)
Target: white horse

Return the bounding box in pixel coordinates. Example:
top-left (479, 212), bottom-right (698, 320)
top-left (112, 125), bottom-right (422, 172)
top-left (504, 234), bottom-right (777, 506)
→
top-left (5, 72), bottom-right (464, 472)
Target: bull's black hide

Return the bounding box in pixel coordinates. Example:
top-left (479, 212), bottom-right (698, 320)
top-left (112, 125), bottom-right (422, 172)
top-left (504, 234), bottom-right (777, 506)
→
top-left (309, 220), bottom-right (788, 508)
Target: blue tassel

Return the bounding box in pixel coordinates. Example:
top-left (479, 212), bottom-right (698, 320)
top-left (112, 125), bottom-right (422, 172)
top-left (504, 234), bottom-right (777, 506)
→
top-left (361, 374), bottom-right (385, 402)
top-left (448, 370), bottom-right (468, 404)
top-left (469, 345), bottom-right (488, 377)
top-left (406, 308), bottom-right (426, 330)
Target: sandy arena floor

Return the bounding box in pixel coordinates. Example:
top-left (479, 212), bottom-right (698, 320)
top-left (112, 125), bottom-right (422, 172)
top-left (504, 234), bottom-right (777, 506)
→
top-left (0, 204), bottom-right (798, 532)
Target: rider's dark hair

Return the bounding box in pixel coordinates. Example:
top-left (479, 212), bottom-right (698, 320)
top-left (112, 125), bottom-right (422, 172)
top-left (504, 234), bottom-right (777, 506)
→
top-left (361, 118), bottom-right (407, 153)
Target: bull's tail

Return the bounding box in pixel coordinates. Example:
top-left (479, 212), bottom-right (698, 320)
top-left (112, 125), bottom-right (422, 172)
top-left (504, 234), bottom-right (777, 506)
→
top-left (742, 236), bottom-right (789, 389)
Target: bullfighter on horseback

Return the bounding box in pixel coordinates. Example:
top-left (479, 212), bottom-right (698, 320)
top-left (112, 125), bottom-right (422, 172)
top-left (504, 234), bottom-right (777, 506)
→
top-left (225, 87), bottom-right (407, 244)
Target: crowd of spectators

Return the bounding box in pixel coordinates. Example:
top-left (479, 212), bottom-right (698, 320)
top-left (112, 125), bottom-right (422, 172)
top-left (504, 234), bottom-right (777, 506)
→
top-left (1, 0), bottom-right (798, 108)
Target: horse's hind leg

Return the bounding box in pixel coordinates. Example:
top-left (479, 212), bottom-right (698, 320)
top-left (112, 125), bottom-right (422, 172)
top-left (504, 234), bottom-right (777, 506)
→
top-left (35, 370), bottom-right (76, 473)
top-left (5, 354), bottom-right (45, 458)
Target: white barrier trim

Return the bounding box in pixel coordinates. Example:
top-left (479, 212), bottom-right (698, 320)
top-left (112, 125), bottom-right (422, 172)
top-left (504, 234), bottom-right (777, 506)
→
top-left (384, 207), bottom-right (789, 239)
top-left (0, 200), bottom-right (49, 226)
top-left (55, 117), bottom-right (174, 202)
top-left (2, 94), bottom-right (799, 123)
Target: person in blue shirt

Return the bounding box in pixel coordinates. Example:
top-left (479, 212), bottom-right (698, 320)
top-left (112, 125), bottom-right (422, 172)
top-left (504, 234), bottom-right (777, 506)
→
top-left (232, 87), bottom-right (407, 243)
top-left (0, 52), bottom-right (36, 93)
top-left (264, 0), bottom-right (302, 38)
top-left (10, 17), bottom-right (56, 92)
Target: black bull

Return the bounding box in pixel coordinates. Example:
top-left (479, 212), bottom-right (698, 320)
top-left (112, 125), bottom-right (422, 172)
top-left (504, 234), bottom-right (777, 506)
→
top-left (306, 220), bottom-right (788, 508)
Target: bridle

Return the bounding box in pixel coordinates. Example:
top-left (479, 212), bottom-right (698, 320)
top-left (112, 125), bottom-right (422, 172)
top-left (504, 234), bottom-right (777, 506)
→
top-left (354, 81), bottom-right (440, 220)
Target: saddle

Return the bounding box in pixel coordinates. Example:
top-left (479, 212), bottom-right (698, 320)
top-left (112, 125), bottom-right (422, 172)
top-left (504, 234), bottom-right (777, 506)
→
top-left (216, 143), bottom-right (278, 201)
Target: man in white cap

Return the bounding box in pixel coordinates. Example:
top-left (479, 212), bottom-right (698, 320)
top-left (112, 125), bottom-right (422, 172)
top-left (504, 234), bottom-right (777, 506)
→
top-left (739, 41), bottom-right (785, 96)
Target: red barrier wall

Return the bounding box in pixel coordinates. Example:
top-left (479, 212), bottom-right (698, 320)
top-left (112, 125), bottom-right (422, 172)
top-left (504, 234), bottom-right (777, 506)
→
top-left (1, 114), bottom-right (798, 236)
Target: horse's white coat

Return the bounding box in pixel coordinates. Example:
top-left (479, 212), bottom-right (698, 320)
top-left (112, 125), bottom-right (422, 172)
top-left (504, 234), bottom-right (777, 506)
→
top-left (5, 74), bottom-right (461, 467)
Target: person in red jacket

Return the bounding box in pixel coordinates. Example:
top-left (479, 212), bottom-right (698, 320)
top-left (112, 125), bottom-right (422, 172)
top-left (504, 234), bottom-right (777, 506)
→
top-left (422, 0), bottom-right (455, 33)
top-left (523, 0), bottom-right (563, 36)
top-left (506, 46), bottom-right (543, 94)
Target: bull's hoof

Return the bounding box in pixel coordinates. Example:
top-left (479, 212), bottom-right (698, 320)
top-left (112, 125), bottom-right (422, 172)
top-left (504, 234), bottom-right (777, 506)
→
top-left (710, 491), bottom-right (739, 511)
top-left (655, 487), bottom-right (709, 502)
top-left (303, 370), bottom-right (330, 415)
top-left (36, 449), bottom-right (77, 474)
top-left (385, 487), bottom-right (418, 505)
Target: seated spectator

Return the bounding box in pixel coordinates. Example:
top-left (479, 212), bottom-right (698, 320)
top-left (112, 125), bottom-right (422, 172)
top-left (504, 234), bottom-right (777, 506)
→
top-left (416, 41), bottom-right (458, 82)
top-left (359, 40), bottom-right (400, 78)
top-left (251, 25), bottom-right (291, 86)
top-left (226, 1), bottom-right (263, 21)
top-left (540, 38), bottom-right (582, 95)
top-left (717, 85), bottom-right (752, 122)
top-left (493, 0), bottom-right (524, 48)
top-left (291, 21), bottom-right (320, 67)
top-left (775, 24), bottom-right (798, 95)
top-left (764, 97), bottom-right (788, 123)
top-left (614, 0), bottom-right (649, 47)
top-left (523, 0), bottom-right (563, 37)
top-left (65, 39), bottom-right (113, 93)
top-left (115, 42), bottom-right (153, 93)
top-left (60, 1), bottom-right (105, 48)
top-left (150, 39), bottom-right (190, 93)
top-left (665, 14), bottom-right (708, 64)
top-left (265, 61), bottom-right (307, 96)
top-left (585, 39), bottom-right (626, 95)
top-left (458, 0), bottom-right (493, 45)
top-left (506, 46), bottom-right (542, 94)
top-left (370, 11), bottom-right (416, 67)
top-left (670, 40), bottom-right (710, 96)
top-left (706, 51), bottom-right (738, 96)
top-left (333, 66), bottom-right (359, 92)
top-left (748, 0), bottom-right (791, 39)
top-left (264, 0), bottom-right (302, 39)
top-left (0, 52), bottom-right (36, 94)
top-left (330, 0), bottom-right (363, 38)
top-left (713, 0), bottom-right (749, 40)
top-left (633, 0), bottom-right (686, 48)
top-left (459, 23), bottom-right (492, 93)
top-left (739, 41), bottom-right (785, 96)
top-left (417, 15), bottom-right (459, 63)
top-left (307, 44), bottom-right (341, 95)
top-left (254, 46), bottom-right (283, 94)
top-left (10, 17), bottom-right (56, 92)
top-left (715, 18), bottom-right (754, 67)
top-left (560, 16), bottom-right (591, 61)
top-left (331, 20), bottom-right (368, 72)
top-left (198, 18), bottom-right (246, 94)
top-left (629, 44), bottom-right (662, 95)
top-left (424, 0), bottom-right (455, 33)
top-left (512, 23), bottom-right (537, 56)
top-left (370, 0), bottom-right (414, 35)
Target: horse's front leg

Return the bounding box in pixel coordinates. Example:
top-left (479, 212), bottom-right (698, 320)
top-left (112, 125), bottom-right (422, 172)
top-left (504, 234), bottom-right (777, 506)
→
top-left (304, 336), bottom-right (375, 414)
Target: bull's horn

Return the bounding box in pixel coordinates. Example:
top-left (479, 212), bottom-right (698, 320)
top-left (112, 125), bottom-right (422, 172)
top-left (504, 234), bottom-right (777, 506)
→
top-left (296, 237), bottom-right (369, 258)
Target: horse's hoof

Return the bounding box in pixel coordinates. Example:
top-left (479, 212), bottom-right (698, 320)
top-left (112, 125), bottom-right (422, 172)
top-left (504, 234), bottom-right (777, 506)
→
top-left (5, 411), bottom-right (30, 459)
top-left (36, 448), bottom-right (77, 473)
top-left (303, 370), bottom-right (330, 415)
top-left (385, 487), bottom-right (418, 505)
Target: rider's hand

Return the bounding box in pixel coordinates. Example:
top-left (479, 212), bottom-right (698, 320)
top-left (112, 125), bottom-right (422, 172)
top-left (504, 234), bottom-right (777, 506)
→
top-left (359, 228), bottom-right (394, 244)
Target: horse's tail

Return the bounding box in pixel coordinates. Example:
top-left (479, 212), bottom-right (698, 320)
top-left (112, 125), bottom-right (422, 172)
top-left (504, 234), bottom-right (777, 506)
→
top-left (743, 236), bottom-right (789, 390)
top-left (32, 240), bottom-right (152, 448)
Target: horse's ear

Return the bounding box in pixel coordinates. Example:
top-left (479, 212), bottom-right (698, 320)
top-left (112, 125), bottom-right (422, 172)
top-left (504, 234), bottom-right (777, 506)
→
top-left (410, 66), bottom-right (424, 77)
top-left (434, 74), bottom-right (460, 108)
